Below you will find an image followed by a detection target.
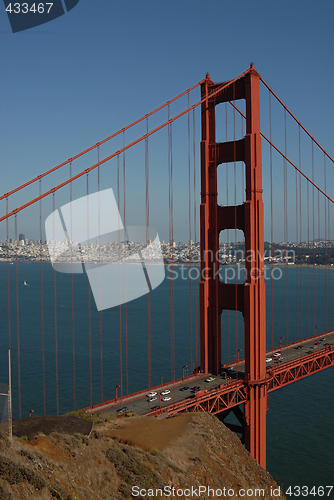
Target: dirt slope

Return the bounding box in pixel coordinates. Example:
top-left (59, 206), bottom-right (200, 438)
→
top-left (0, 412), bottom-right (285, 500)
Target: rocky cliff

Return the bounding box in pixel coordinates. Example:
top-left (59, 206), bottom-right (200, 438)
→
top-left (0, 412), bottom-right (285, 499)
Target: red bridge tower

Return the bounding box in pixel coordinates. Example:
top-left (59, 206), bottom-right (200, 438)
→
top-left (200, 64), bottom-right (267, 468)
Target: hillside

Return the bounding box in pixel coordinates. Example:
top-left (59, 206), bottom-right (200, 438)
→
top-left (0, 412), bottom-right (285, 499)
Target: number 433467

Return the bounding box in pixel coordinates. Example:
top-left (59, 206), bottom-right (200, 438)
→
top-left (286, 486), bottom-right (333, 497)
top-left (6, 3), bottom-right (53, 14)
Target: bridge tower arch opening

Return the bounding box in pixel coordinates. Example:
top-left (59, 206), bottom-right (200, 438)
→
top-left (199, 64), bottom-right (267, 468)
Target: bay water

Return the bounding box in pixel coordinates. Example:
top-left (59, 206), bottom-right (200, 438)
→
top-left (0, 262), bottom-right (333, 493)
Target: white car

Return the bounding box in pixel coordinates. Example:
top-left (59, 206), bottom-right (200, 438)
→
top-left (162, 397), bottom-right (171, 402)
top-left (266, 357), bottom-right (272, 362)
top-left (147, 392), bottom-right (157, 397)
top-left (161, 390), bottom-right (170, 396)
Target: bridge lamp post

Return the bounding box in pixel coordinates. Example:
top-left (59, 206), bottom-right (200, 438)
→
top-left (115, 384), bottom-right (120, 401)
top-left (182, 365), bottom-right (187, 380)
top-left (280, 336), bottom-right (284, 348)
top-left (161, 377), bottom-right (163, 387)
top-left (315, 325), bottom-right (319, 336)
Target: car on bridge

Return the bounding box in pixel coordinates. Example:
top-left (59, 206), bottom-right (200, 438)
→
top-left (117, 407), bottom-right (128, 413)
top-left (266, 357), bottom-right (272, 362)
top-left (161, 390), bottom-right (170, 396)
top-left (148, 397), bottom-right (157, 402)
top-left (162, 397), bottom-right (171, 402)
top-left (147, 392), bottom-right (157, 397)
top-left (205, 377), bottom-right (216, 382)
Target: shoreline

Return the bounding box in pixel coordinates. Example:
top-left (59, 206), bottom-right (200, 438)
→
top-left (0, 258), bottom-right (333, 269)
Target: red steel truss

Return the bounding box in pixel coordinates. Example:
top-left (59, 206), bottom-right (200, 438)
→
top-left (200, 64), bottom-right (267, 467)
top-left (145, 381), bottom-right (247, 417)
top-left (268, 346), bottom-right (334, 391)
top-left (145, 346), bottom-right (334, 417)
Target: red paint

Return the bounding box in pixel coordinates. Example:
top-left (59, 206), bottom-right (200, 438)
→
top-left (200, 64), bottom-right (267, 468)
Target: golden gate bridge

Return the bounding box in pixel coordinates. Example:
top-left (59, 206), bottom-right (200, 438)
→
top-left (1, 64), bottom-right (334, 470)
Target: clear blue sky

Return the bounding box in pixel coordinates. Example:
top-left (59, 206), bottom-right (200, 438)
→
top-left (1, 0), bottom-right (333, 242)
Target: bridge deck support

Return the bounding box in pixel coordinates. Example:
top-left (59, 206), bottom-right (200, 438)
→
top-left (200, 65), bottom-right (267, 468)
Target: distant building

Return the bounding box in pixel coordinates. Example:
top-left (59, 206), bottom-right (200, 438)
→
top-left (19, 233), bottom-right (25, 241)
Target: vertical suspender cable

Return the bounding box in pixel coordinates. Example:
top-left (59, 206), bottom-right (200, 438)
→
top-left (86, 173), bottom-right (92, 407)
top-left (312, 142), bottom-right (315, 334)
top-left (145, 117), bottom-right (151, 390)
top-left (296, 141), bottom-right (299, 340)
top-left (6, 199), bottom-right (11, 353)
top-left (284, 108), bottom-right (288, 346)
top-left (123, 132), bottom-right (128, 395)
top-left (117, 155), bottom-right (123, 396)
top-left (226, 102), bottom-right (230, 363)
top-left (215, 93), bottom-right (219, 377)
top-left (269, 92), bottom-right (274, 350)
top-left (14, 215), bottom-right (21, 418)
top-left (168, 104), bottom-right (175, 384)
top-left (298, 127), bottom-right (303, 340)
top-left (52, 194), bottom-right (59, 415)
top-left (39, 180), bottom-right (46, 415)
top-left (328, 172), bottom-right (331, 330)
top-left (233, 83), bottom-right (238, 374)
top-left (188, 93), bottom-right (193, 372)
top-left (97, 147), bottom-right (103, 402)
top-left (193, 108), bottom-right (198, 374)
top-left (318, 188), bottom-right (320, 329)
top-left (324, 154), bottom-right (328, 331)
top-left (69, 162), bottom-right (76, 410)
top-left (307, 182), bottom-right (310, 338)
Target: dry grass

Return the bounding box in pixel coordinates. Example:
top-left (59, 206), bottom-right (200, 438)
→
top-left (103, 413), bottom-right (193, 451)
top-left (0, 413), bottom-right (285, 499)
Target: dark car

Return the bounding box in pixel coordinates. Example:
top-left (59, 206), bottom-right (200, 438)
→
top-left (117, 406), bottom-right (128, 413)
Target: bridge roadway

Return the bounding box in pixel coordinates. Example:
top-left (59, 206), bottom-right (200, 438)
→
top-left (85, 330), bottom-right (334, 418)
